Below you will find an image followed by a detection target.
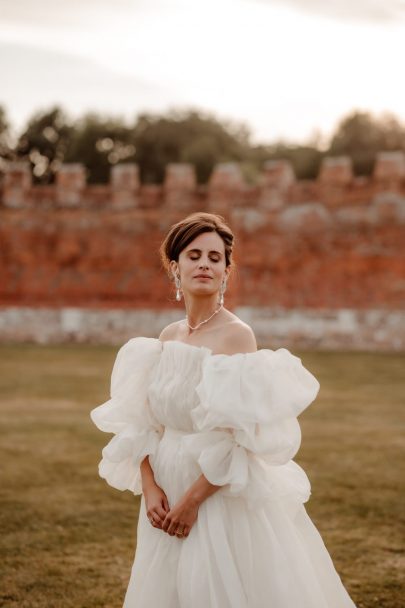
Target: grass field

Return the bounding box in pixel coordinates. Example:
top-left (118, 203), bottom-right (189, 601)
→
top-left (0, 344), bottom-right (404, 608)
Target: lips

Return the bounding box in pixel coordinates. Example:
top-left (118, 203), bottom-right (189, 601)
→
top-left (194, 275), bottom-right (212, 279)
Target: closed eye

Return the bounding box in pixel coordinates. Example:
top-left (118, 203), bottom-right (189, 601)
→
top-left (190, 255), bottom-right (220, 262)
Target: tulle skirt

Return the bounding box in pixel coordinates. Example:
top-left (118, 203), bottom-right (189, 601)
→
top-left (123, 427), bottom-right (357, 608)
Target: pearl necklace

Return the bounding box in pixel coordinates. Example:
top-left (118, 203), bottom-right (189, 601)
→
top-left (185, 304), bottom-right (223, 331)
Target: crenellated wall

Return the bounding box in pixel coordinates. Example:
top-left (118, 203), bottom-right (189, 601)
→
top-left (1, 152), bottom-right (405, 349)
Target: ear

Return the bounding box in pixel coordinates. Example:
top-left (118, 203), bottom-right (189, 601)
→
top-left (169, 260), bottom-right (178, 278)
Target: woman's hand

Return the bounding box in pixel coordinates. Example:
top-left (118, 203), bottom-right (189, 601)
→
top-left (162, 494), bottom-right (199, 539)
top-left (143, 483), bottom-right (170, 530)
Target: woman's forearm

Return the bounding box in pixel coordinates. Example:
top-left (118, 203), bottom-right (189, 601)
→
top-left (183, 473), bottom-right (222, 506)
top-left (141, 457), bottom-right (222, 506)
top-left (140, 455), bottom-right (157, 491)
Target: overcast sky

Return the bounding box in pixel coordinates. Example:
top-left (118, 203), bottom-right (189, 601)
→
top-left (1, 0), bottom-right (405, 144)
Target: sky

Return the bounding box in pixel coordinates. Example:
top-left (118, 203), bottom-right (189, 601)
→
top-left (1, 0), bottom-right (405, 145)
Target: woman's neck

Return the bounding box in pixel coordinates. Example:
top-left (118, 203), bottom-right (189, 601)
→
top-left (184, 298), bottom-right (222, 330)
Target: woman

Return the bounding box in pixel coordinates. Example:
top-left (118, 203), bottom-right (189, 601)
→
top-left (90, 212), bottom-right (358, 607)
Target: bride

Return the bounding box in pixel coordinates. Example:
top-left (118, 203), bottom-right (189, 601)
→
top-left (90, 211), bottom-right (358, 607)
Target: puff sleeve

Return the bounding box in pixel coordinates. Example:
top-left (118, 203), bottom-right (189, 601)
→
top-left (183, 348), bottom-right (320, 513)
top-left (90, 337), bottom-right (162, 494)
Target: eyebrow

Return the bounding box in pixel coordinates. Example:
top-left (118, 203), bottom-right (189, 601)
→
top-left (186, 248), bottom-right (222, 255)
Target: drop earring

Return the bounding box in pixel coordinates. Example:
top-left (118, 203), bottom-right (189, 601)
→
top-left (219, 278), bottom-right (227, 306)
top-left (174, 274), bottom-right (182, 302)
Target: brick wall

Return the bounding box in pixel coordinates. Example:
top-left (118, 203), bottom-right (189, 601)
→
top-left (1, 152), bottom-right (404, 349)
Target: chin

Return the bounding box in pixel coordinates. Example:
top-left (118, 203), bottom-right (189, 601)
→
top-left (192, 288), bottom-right (216, 296)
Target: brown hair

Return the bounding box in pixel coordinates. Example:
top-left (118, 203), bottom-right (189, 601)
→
top-left (159, 212), bottom-right (235, 279)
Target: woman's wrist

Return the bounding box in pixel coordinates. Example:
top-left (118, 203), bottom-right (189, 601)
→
top-left (142, 477), bottom-right (158, 493)
top-left (184, 474), bottom-right (222, 506)
top-left (183, 489), bottom-right (203, 507)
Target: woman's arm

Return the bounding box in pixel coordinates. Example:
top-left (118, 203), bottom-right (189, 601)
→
top-left (183, 473), bottom-right (222, 505)
top-left (140, 456), bottom-right (170, 529)
top-left (140, 454), bottom-right (157, 492)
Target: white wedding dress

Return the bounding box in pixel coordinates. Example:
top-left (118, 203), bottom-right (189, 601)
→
top-left (90, 337), bottom-right (357, 608)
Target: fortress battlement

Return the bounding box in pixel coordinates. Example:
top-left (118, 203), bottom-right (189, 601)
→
top-left (1, 152), bottom-right (405, 218)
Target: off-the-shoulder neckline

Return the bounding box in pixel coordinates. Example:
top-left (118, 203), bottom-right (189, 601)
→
top-left (157, 338), bottom-right (268, 358)
top-left (129, 337), bottom-right (296, 360)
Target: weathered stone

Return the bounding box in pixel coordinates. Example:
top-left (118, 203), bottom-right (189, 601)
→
top-left (0, 158), bottom-right (404, 350)
top-left (210, 162), bottom-right (244, 190)
top-left (370, 193), bottom-right (405, 224)
top-left (258, 160), bottom-right (295, 210)
top-left (56, 164), bottom-right (86, 207)
top-left (111, 163), bottom-right (140, 209)
top-left (0, 306), bottom-right (403, 351)
top-left (374, 151), bottom-right (405, 181)
top-left (319, 156), bottom-right (353, 185)
top-left (164, 164), bottom-right (196, 210)
top-left (3, 162), bottom-right (32, 208)
top-left (208, 163), bottom-right (245, 214)
top-left (277, 203), bottom-right (333, 232)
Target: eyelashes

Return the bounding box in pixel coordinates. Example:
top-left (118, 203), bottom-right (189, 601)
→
top-left (190, 256), bottom-right (220, 263)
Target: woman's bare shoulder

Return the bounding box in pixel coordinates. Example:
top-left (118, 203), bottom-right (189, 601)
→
top-left (221, 320), bottom-right (257, 355)
top-left (158, 320), bottom-right (184, 342)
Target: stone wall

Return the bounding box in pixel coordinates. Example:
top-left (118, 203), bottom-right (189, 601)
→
top-left (1, 152), bottom-right (404, 350)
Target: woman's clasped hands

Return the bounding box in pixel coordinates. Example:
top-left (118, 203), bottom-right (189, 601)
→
top-left (144, 482), bottom-right (199, 539)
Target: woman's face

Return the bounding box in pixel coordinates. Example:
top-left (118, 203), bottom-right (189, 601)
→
top-left (171, 231), bottom-right (229, 299)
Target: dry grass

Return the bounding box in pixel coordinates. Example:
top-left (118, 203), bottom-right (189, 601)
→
top-left (0, 344), bottom-right (404, 607)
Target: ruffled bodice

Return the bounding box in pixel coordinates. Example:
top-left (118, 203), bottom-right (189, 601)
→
top-left (90, 337), bottom-right (320, 513)
top-left (147, 340), bottom-right (209, 433)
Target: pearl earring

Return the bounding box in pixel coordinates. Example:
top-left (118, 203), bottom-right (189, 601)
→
top-left (174, 274), bottom-right (182, 302)
top-left (219, 279), bottom-right (227, 306)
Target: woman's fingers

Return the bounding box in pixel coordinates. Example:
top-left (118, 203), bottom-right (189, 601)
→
top-left (167, 518), bottom-right (184, 536)
top-left (147, 508), bottom-right (163, 527)
top-left (175, 523), bottom-right (191, 539)
top-left (148, 515), bottom-right (161, 528)
top-left (155, 504), bottom-right (168, 521)
top-left (163, 516), bottom-right (178, 535)
top-left (159, 514), bottom-right (191, 538)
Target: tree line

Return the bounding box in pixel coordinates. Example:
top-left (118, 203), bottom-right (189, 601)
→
top-left (0, 105), bottom-right (404, 184)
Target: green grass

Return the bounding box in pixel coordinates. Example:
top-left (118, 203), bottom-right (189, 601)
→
top-left (0, 344), bottom-right (404, 607)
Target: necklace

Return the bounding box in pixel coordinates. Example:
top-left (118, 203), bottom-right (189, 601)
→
top-left (185, 304), bottom-right (223, 331)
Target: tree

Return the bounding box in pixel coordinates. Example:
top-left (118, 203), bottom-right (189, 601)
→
top-left (133, 109), bottom-right (250, 183)
top-left (248, 142), bottom-right (323, 181)
top-left (0, 106), bottom-right (13, 171)
top-left (15, 106), bottom-right (74, 183)
top-left (64, 113), bottom-right (136, 183)
top-left (9, 104), bottom-right (405, 184)
top-left (328, 110), bottom-right (405, 175)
